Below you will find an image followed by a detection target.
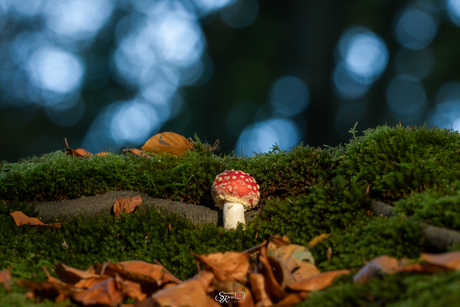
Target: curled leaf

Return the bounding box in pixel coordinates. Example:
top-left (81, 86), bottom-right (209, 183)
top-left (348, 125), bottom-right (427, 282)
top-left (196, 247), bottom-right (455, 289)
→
top-left (142, 132), bottom-right (193, 157)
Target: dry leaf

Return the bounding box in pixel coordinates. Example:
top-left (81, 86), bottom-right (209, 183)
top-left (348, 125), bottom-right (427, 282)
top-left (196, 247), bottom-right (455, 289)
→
top-left (308, 233), bottom-right (331, 249)
top-left (258, 245), bottom-right (287, 302)
top-left (72, 276), bottom-right (123, 306)
top-left (0, 266), bottom-right (13, 291)
top-left (61, 240), bottom-right (69, 249)
top-left (249, 273), bottom-right (273, 307)
top-left (55, 263), bottom-right (99, 284)
top-left (421, 250), bottom-right (460, 270)
top-left (10, 211), bottom-right (62, 228)
top-left (267, 244), bottom-right (319, 288)
top-left (353, 255), bottom-right (399, 284)
top-left (151, 271), bottom-right (215, 307)
top-left (194, 251), bottom-right (250, 283)
top-left (64, 138), bottom-right (92, 157)
top-left (113, 195), bottom-right (142, 218)
top-left (141, 132), bottom-right (193, 157)
top-left (287, 270), bottom-right (351, 292)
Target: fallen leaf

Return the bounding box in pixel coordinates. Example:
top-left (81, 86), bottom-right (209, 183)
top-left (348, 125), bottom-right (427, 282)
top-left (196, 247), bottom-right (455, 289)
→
top-left (421, 250), bottom-right (460, 270)
top-left (193, 251), bottom-right (250, 283)
top-left (287, 269), bottom-right (351, 292)
top-left (55, 263), bottom-right (99, 284)
top-left (141, 132), bottom-right (193, 157)
top-left (113, 195), bottom-right (143, 218)
top-left (64, 138), bottom-right (92, 157)
top-left (353, 255), bottom-right (399, 284)
top-left (258, 245), bottom-right (287, 302)
top-left (212, 279), bottom-right (254, 307)
top-left (267, 244), bottom-right (319, 288)
top-left (0, 266), bottom-right (13, 291)
top-left (61, 240), bottom-right (69, 249)
top-left (10, 211), bottom-right (62, 228)
top-left (101, 261), bottom-right (181, 287)
top-left (151, 271), bottom-right (217, 307)
top-left (249, 273), bottom-right (273, 307)
top-left (308, 233), bottom-right (331, 249)
top-left (327, 247), bottom-right (332, 261)
top-left (72, 276), bottom-right (123, 306)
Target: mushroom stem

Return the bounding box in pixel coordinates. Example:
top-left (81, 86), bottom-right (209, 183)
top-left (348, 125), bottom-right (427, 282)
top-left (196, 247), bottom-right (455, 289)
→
top-left (223, 201), bottom-right (245, 230)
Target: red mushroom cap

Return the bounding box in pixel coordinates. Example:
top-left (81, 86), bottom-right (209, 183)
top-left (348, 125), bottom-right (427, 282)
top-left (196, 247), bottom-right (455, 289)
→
top-left (211, 169), bottom-right (260, 210)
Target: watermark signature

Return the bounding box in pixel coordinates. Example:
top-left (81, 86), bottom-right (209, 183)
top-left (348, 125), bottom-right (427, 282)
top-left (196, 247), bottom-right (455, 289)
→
top-left (215, 291), bottom-right (245, 303)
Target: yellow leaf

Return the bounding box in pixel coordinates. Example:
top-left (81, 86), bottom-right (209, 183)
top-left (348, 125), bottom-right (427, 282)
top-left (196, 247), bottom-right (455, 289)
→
top-left (141, 132), bottom-right (193, 157)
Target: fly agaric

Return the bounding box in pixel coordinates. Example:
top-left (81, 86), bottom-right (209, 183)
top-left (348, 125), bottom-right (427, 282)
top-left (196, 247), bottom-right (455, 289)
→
top-left (211, 170), bottom-right (260, 230)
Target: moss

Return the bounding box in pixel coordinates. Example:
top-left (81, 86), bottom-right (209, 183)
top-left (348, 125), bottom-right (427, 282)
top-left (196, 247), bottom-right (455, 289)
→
top-left (2, 124), bottom-right (460, 305)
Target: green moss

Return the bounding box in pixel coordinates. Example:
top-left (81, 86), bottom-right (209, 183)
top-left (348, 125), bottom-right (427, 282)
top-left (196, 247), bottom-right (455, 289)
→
top-left (2, 124), bottom-right (460, 305)
top-left (393, 183), bottom-right (460, 231)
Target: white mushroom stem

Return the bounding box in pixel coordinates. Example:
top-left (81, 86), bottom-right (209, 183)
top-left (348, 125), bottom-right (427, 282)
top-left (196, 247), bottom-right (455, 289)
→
top-left (223, 201), bottom-right (246, 230)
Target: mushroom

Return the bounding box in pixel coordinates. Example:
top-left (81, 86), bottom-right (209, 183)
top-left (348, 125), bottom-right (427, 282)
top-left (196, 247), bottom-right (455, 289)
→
top-left (211, 169), bottom-right (260, 230)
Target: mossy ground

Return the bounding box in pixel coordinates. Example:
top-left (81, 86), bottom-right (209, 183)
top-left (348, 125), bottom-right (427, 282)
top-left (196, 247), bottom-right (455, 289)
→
top-left (1, 124), bottom-right (460, 306)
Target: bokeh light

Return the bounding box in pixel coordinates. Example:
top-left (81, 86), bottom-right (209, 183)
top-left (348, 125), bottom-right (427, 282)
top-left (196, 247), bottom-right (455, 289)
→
top-left (269, 76), bottom-right (309, 116)
top-left (428, 82), bottom-right (460, 131)
top-left (235, 118), bottom-right (301, 156)
top-left (394, 6), bottom-right (438, 50)
top-left (447, 0), bottom-right (460, 27)
top-left (220, 0), bottom-right (258, 29)
top-left (386, 75), bottom-right (427, 116)
top-left (27, 47), bottom-right (84, 95)
top-left (333, 27), bottom-right (388, 99)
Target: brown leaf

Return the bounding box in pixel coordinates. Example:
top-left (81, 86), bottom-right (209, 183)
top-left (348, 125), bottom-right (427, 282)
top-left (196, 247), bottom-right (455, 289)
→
top-left (15, 266), bottom-right (75, 303)
top-left (141, 132), bottom-right (193, 157)
top-left (421, 250), bottom-right (460, 270)
top-left (249, 273), bottom-right (273, 307)
top-left (10, 211), bottom-right (62, 228)
top-left (113, 195), bottom-right (143, 218)
top-left (267, 244), bottom-right (319, 289)
top-left (353, 255), bottom-right (399, 284)
top-left (0, 266), bottom-right (13, 291)
top-left (287, 269), bottom-right (351, 291)
top-left (72, 276), bottom-right (123, 306)
top-left (55, 263), bottom-right (99, 284)
top-left (212, 280), bottom-right (254, 307)
top-left (308, 233), bottom-right (331, 249)
top-left (258, 245), bottom-right (287, 302)
top-left (115, 274), bottom-right (146, 303)
top-left (64, 138), bottom-right (92, 157)
top-left (327, 247), bottom-right (332, 261)
top-left (194, 251), bottom-right (250, 283)
top-left (151, 271), bottom-right (215, 307)
top-left (101, 261), bottom-right (181, 287)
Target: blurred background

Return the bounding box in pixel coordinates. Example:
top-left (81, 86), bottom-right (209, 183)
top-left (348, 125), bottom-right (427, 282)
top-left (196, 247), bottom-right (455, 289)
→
top-left (1, 0), bottom-right (460, 161)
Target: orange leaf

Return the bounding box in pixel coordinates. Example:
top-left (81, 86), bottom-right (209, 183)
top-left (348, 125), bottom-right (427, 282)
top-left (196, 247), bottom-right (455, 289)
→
top-left (353, 255), bottom-right (399, 284)
top-left (0, 266), bottom-right (13, 291)
top-left (249, 273), bottom-right (273, 306)
top-left (113, 195), bottom-right (142, 218)
top-left (194, 251), bottom-right (250, 283)
top-left (55, 263), bottom-right (99, 284)
top-left (72, 276), bottom-right (123, 306)
top-left (95, 152), bottom-right (110, 156)
top-left (151, 271), bottom-right (216, 307)
top-left (64, 138), bottom-right (92, 157)
top-left (287, 269), bottom-right (351, 292)
top-left (10, 211), bottom-right (62, 228)
top-left (141, 132), bottom-right (193, 157)
top-left (421, 250), bottom-right (460, 270)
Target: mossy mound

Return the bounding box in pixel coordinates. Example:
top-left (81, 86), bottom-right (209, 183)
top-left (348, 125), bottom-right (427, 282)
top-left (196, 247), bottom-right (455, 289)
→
top-left (2, 124), bottom-right (460, 306)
